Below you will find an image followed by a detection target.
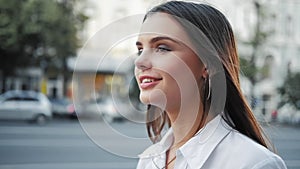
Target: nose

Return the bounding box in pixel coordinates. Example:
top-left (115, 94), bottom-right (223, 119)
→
top-left (134, 49), bottom-right (152, 71)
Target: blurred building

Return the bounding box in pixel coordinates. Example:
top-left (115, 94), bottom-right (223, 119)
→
top-left (211, 0), bottom-right (300, 120)
top-left (69, 49), bottom-right (133, 102)
top-left (1, 68), bottom-right (42, 92)
top-left (253, 0), bottom-right (300, 120)
top-left (69, 0), bottom-right (151, 103)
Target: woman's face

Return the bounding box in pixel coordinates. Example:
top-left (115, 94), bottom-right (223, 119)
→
top-left (134, 13), bottom-right (205, 113)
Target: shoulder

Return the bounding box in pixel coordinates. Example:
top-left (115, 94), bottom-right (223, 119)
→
top-left (223, 130), bottom-right (273, 156)
top-left (210, 128), bottom-right (287, 169)
top-left (181, 117), bottom-right (287, 169)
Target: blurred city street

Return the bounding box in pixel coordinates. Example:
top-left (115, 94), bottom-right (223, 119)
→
top-left (264, 123), bottom-right (300, 169)
top-left (0, 119), bottom-right (149, 169)
top-left (0, 119), bottom-right (299, 169)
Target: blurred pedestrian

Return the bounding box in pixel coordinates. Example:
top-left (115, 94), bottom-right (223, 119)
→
top-left (134, 1), bottom-right (287, 169)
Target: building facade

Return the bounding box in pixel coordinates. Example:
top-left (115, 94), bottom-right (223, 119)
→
top-left (214, 0), bottom-right (300, 120)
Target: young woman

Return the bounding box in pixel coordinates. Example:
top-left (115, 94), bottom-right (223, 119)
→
top-left (134, 1), bottom-right (287, 169)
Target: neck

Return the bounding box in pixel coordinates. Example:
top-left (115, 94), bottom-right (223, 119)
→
top-left (167, 104), bottom-right (214, 146)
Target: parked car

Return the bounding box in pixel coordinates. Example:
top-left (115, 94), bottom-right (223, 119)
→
top-left (277, 103), bottom-right (300, 124)
top-left (80, 97), bottom-right (127, 122)
top-left (49, 97), bottom-right (76, 119)
top-left (0, 90), bottom-right (52, 124)
top-left (99, 98), bottom-right (126, 122)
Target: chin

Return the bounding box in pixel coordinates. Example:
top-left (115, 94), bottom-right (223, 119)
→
top-left (139, 93), bottom-right (150, 105)
top-left (139, 91), bottom-right (167, 110)
top-left (139, 97), bottom-right (148, 105)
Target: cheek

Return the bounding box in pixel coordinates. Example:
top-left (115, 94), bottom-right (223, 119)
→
top-left (134, 67), bottom-right (140, 84)
top-left (161, 63), bottom-right (191, 98)
top-left (164, 59), bottom-right (202, 99)
top-left (164, 75), bottom-right (181, 103)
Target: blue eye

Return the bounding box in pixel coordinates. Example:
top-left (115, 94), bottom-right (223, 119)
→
top-left (156, 45), bottom-right (171, 52)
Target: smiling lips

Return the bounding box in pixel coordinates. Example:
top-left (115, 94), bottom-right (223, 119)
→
top-left (139, 76), bottom-right (162, 89)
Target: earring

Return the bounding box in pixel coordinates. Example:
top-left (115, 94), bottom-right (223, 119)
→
top-left (202, 76), bottom-right (211, 101)
top-left (202, 68), bottom-right (211, 100)
top-left (203, 68), bottom-right (211, 101)
top-left (206, 78), bottom-right (211, 100)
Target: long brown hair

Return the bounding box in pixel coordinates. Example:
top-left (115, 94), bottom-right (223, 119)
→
top-left (144, 1), bottom-right (271, 150)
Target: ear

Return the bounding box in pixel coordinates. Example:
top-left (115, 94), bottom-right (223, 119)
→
top-left (202, 67), bottom-right (209, 79)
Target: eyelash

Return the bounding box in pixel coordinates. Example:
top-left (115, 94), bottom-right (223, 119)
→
top-left (156, 45), bottom-right (171, 52)
top-left (137, 45), bottom-right (171, 56)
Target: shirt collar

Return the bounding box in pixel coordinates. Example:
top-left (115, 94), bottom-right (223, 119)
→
top-left (138, 128), bottom-right (174, 158)
top-left (139, 114), bottom-right (230, 160)
top-left (179, 115), bottom-right (231, 168)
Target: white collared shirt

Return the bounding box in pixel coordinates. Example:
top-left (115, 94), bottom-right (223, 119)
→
top-left (136, 115), bottom-right (287, 169)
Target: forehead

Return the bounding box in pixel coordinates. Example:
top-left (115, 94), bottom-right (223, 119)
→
top-left (138, 13), bottom-right (191, 44)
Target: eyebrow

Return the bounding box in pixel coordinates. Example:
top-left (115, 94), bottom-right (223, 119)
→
top-left (136, 36), bottom-right (181, 46)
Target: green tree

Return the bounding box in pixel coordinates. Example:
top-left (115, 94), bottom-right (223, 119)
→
top-left (0, 1), bottom-right (26, 82)
top-left (278, 72), bottom-right (300, 108)
top-left (0, 0), bottom-right (88, 93)
top-left (239, 0), bottom-right (272, 108)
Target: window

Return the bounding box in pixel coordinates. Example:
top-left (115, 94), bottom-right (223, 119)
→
top-left (5, 97), bottom-right (21, 102)
top-left (22, 97), bottom-right (39, 102)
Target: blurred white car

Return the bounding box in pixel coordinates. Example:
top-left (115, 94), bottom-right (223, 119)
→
top-left (80, 98), bottom-right (127, 122)
top-left (0, 90), bottom-right (52, 124)
top-left (277, 103), bottom-right (300, 124)
top-left (100, 99), bottom-right (126, 122)
top-left (49, 97), bottom-right (76, 118)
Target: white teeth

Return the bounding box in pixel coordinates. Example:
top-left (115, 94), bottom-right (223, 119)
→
top-left (142, 78), bottom-right (153, 83)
